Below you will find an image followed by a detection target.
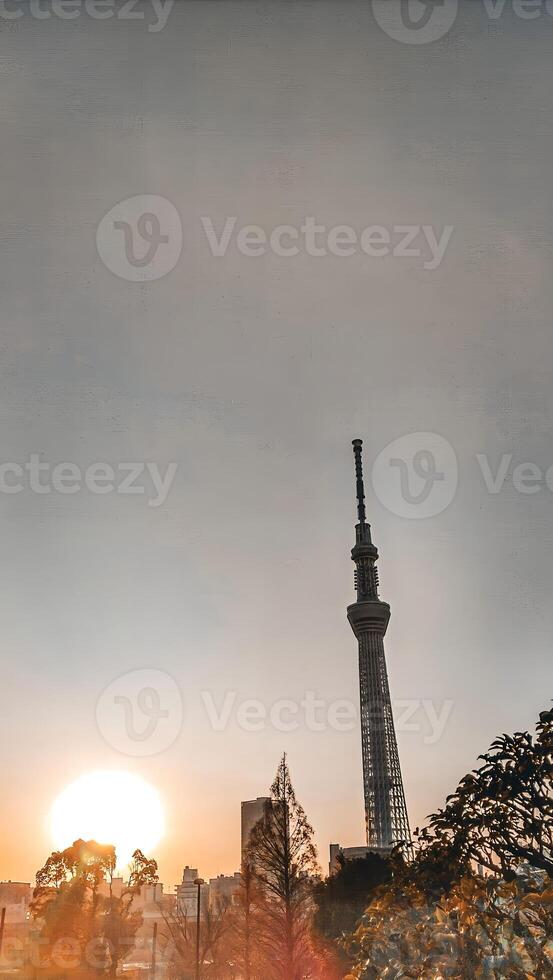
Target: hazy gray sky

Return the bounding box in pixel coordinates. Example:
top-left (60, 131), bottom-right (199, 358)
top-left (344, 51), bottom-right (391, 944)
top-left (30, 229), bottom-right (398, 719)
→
top-left (1, 1), bottom-right (552, 884)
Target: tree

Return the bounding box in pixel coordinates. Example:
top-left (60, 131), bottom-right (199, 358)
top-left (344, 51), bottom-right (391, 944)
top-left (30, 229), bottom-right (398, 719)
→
top-left (159, 890), bottom-right (233, 979)
top-left (345, 707), bottom-right (553, 979)
top-left (31, 841), bottom-right (158, 976)
top-left (245, 754), bottom-right (320, 980)
top-left (347, 867), bottom-right (553, 980)
top-left (200, 895), bottom-right (235, 978)
top-left (313, 853), bottom-right (391, 943)
top-left (104, 849), bottom-right (159, 976)
top-left (418, 707), bottom-right (553, 879)
top-left (31, 839), bottom-right (117, 970)
top-left (158, 898), bottom-right (195, 978)
top-left (229, 860), bottom-right (267, 980)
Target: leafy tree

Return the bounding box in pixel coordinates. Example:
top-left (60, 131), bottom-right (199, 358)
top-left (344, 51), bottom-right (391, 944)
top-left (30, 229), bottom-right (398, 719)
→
top-left (345, 707), bottom-right (553, 979)
top-left (313, 853), bottom-right (391, 944)
top-left (245, 754), bottom-right (320, 980)
top-left (31, 840), bottom-right (158, 976)
top-left (347, 867), bottom-right (553, 980)
top-left (418, 707), bottom-right (553, 879)
top-left (104, 849), bottom-right (159, 976)
top-left (32, 839), bottom-right (116, 965)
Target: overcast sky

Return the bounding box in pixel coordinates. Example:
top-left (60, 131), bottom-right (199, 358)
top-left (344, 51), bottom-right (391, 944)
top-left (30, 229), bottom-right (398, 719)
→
top-left (1, 1), bottom-right (553, 886)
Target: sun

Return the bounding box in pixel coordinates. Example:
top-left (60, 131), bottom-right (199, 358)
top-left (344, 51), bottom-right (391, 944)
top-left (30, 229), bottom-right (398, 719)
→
top-left (50, 771), bottom-right (165, 868)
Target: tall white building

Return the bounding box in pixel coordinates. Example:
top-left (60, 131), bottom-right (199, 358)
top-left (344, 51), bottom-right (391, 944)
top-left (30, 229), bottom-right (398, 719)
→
top-left (241, 797), bottom-right (270, 855)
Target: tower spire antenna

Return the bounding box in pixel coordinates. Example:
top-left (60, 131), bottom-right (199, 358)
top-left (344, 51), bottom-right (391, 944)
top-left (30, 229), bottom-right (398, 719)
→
top-left (352, 438), bottom-right (366, 524)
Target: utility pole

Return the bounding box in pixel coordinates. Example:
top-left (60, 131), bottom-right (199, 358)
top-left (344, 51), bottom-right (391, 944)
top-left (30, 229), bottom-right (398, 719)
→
top-left (194, 878), bottom-right (204, 980)
top-left (150, 920), bottom-right (157, 979)
top-left (0, 907), bottom-right (6, 959)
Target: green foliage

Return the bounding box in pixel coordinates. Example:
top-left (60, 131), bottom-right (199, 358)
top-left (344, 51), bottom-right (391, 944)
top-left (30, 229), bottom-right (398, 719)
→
top-left (348, 868), bottom-right (553, 980)
top-left (418, 707), bottom-right (553, 880)
top-left (346, 707), bottom-right (553, 980)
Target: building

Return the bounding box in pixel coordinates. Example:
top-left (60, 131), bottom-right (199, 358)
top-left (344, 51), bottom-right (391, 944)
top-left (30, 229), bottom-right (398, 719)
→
top-left (133, 881), bottom-right (167, 917)
top-left (346, 439), bottom-right (411, 853)
top-left (176, 866), bottom-right (209, 919)
top-left (97, 877), bottom-right (124, 900)
top-left (241, 797), bottom-right (270, 855)
top-left (0, 881), bottom-right (31, 922)
top-left (328, 844), bottom-right (375, 876)
top-left (0, 882), bottom-right (32, 968)
top-left (209, 873), bottom-right (241, 907)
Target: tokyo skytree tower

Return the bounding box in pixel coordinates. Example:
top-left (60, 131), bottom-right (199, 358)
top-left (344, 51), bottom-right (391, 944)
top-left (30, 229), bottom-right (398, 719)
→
top-left (346, 439), bottom-right (411, 852)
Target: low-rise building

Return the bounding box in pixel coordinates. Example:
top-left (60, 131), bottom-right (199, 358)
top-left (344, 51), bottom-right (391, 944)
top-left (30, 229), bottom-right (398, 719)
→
top-left (329, 843), bottom-right (377, 876)
top-left (0, 880), bottom-right (31, 922)
top-left (176, 866), bottom-right (209, 919)
top-left (209, 872), bottom-right (241, 908)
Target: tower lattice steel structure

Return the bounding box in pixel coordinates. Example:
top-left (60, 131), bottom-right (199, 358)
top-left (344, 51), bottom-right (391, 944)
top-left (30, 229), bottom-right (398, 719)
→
top-left (347, 439), bottom-right (411, 852)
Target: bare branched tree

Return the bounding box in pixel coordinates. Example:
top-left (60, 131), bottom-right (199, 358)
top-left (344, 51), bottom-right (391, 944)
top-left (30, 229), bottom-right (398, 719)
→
top-left (159, 891), bottom-right (233, 979)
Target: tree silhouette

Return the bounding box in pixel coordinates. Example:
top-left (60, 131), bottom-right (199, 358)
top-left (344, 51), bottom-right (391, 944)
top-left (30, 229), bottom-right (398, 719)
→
top-left (245, 754), bottom-right (320, 980)
top-left (32, 839), bottom-right (116, 964)
top-left (418, 707), bottom-right (553, 879)
top-left (104, 848), bottom-right (159, 976)
top-left (31, 841), bottom-right (158, 976)
top-left (159, 890), bottom-right (234, 978)
top-left (346, 707), bottom-right (553, 979)
top-left (230, 859), bottom-right (267, 980)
